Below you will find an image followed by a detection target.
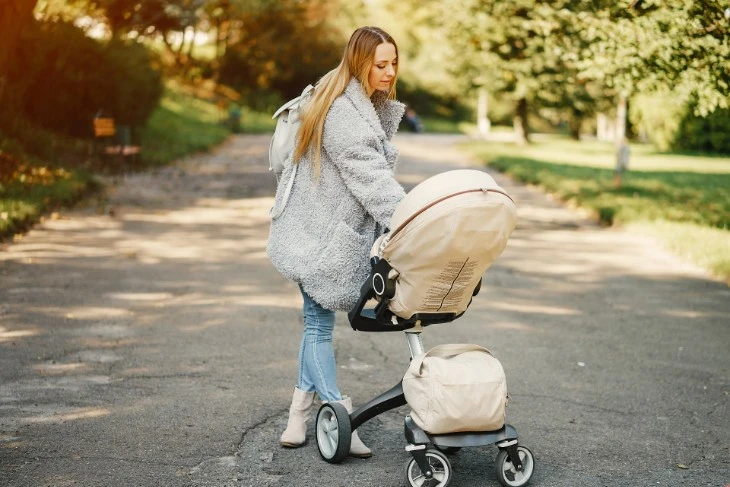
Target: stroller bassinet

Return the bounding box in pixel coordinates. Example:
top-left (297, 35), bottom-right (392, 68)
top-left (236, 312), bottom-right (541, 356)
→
top-left (317, 169), bottom-right (535, 487)
top-left (349, 168), bottom-right (517, 331)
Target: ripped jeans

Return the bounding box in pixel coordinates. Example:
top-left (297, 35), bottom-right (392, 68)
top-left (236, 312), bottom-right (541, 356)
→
top-left (297, 286), bottom-right (342, 402)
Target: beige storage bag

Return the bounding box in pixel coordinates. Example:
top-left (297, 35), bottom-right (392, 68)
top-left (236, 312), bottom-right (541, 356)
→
top-left (373, 169), bottom-right (516, 319)
top-left (402, 344), bottom-right (508, 434)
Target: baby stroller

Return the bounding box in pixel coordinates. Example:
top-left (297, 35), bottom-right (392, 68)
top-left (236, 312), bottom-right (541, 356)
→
top-left (313, 169), bottom-right (535, 487)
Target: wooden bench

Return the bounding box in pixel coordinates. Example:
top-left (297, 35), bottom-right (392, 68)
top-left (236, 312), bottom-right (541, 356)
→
top-left (93, 116), bottom-right (141, 166)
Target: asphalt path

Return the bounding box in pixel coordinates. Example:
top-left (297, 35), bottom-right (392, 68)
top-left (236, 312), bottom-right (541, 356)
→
top-left (1, 133), bottom-right (728, 487)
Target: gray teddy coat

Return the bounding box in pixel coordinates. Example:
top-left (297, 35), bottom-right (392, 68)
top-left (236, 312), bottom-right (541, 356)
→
top-left (267, 78), bottom-right (406, 311)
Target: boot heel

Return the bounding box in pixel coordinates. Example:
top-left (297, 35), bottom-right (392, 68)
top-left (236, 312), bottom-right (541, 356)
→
top-left (280, 387), bottom-right (315, 448)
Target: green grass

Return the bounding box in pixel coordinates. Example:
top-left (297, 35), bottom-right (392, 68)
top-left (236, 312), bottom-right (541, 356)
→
top-left (461, 136), bottom-right (730, 282)
top-left (138, 84), bottom-right (231, 166)
top-left (238, 107), bottom-right (277, 133)
top-left (0, 161), bottom-right (96, 239)
top-left (418, 116), bottom-right (475, 134)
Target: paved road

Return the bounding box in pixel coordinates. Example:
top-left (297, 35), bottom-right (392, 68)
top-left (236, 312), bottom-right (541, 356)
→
top-left (1, 134), bottom-right (728, 487)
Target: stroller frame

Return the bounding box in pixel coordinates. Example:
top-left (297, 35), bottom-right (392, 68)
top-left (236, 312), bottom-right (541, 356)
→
top-left (314, 257), bottom-right (535, 487)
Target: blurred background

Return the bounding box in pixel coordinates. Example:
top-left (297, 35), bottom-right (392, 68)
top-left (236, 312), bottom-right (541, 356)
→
top-left (1, 0), bottom-right (729, 279)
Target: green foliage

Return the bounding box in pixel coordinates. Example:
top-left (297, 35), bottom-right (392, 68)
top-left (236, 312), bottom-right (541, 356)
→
top-left (579, 0), bottom-right (730, 116)
top-left (4, 19), bottom-right (162, 138)
top-left (7, 20), bottom-right (112, 137)
top-left (631, 94), bottom-right (730, 154)
top-left (0, 150), bottom-right (95, 240)
top-left (674, 106), bottom-right (730, 155)
top-left (219, 0), bottom-right (343, 110)
top-left (99, 0), bottom-right (186, 37)
top-left (0, 107), bottom-right (90, 166)
top-left (630, 94), bottom-right (687, 151)
top-left (103, 38), bottom-right (165, 126)
top-left (137, 83), bottom-right (229, 166)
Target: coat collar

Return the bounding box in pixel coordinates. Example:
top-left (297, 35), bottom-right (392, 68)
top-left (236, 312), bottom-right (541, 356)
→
top-left (343, 78), bottom-right (405, 140)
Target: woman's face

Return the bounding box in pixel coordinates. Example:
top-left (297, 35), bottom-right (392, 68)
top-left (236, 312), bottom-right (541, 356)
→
top-left (367, 42), bottom-right (397, 96)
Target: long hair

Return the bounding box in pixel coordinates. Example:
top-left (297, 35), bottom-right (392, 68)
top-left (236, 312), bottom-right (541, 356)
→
top-left (293, 26), bottom-right (398, 176)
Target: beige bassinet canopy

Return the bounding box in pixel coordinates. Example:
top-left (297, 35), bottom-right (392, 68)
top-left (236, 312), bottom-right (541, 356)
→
top-left (373, 169), bottom-right (517, 320)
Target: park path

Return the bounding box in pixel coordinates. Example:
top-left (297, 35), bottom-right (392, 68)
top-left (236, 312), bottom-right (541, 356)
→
top-left (0, 133), bottom-right (728, 487)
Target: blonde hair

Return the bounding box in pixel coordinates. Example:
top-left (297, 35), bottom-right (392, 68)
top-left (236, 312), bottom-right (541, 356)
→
top-left (293, 26), bottom-right (398, 176)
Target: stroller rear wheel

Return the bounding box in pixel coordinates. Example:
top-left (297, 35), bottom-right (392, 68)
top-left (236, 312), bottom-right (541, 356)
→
top-left (315, 402), bottom-right (351, 464)
top-left (405, 449), bottom-right (452, 487)
top-left (495, 445), bottom-right (534, 487)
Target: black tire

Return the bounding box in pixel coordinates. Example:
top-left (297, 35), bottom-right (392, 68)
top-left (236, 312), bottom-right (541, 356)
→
top-left (405, 449), bottom-right (452, 487)
top-left (315, 402), bottom-right (351, 464)
top-left (495, 446), bottom-right (535, 487)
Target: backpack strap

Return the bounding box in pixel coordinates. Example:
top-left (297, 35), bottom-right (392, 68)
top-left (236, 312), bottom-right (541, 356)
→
top-left (410, 344), bottom-right (493, 377)
top-left (269, 163), bottom-right (298, 220)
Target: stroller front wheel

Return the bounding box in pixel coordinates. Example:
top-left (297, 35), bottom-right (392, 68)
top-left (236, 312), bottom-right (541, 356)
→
top-left (405, 449), bottom-right (452, 487)
top-left (495, 445), bottom-right (535, 487)
top-left (315, 402), bottom-right (351, 463)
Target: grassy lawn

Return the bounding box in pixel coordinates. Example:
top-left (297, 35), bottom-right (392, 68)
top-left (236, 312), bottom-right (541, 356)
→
top-left (1, 83), bottom-right (233, 241)
top-left (138, 84), bottom-right (231, 166)
top-left (461, 136), bottom-right (730, 282)
top-left (0, 154), bottom-right (96, 239)
top-left (418, 116), bottom-right (475, 134)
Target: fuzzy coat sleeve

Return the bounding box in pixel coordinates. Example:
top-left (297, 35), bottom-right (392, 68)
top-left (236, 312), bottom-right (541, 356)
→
top-left (322, 98), bottom-right (406, 230)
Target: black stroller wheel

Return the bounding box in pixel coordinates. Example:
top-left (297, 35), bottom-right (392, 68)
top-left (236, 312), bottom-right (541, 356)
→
top-left (315, 402), bottom-right (351, 464)
top-left (405, 449), bottom-right (452, 487)
top-left (495, 445), bottom-right (535, 487)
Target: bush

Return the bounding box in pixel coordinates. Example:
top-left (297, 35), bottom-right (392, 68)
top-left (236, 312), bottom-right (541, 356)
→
top-left (103, 38), bottom-right (164, 127)
top-left (673, 106), bottom-right (730, 154)
top-left (4, 20), bottom-right (162, 139)
top-left (219, 2), bottom-right (342, 111)
top-left (631, 93), bottom-right (730, 154)
top-left (6, 21), bottom-right (112, 138)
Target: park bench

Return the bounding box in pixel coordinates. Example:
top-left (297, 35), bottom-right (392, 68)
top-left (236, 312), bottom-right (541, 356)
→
top-left (92, 115), bottom-right (141, 167)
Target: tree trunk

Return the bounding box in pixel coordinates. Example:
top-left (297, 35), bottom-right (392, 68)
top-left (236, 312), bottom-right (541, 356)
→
top-left (477, 88), bottom-right (491, 138)
top-left (614, 93), bottom-right (629, 187)
top-left (214, 18), bottom-right (222, 61)
top-left (186, 26), bottom-right (197, 60)
top-left (513, 97), bottom-right (529, 145)
top-left (176, 27), bottom-right (187, 64)
top-left (568, 111), bottom-right (583, 140)
top-left (615, 93), bottom-right (627, 145)
top-left (0, 0), bottom-right (39, 103)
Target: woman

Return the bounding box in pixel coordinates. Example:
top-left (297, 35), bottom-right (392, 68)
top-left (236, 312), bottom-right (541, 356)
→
top-left (267, 26), bottom-right (406, 458)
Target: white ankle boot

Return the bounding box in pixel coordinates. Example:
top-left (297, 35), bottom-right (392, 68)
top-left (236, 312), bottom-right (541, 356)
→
top-left (336, 396), bottom-right (372, 458)
top-left (280, 387), bottom-right (315, 448)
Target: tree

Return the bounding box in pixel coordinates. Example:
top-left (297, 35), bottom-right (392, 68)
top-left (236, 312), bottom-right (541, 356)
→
top-left (0, 0), bottom-right (39, 102)
top-left (578, 0), bottom-right (730, 116)
top-left (439, 0), bottom-right (562, 144)
top-left (219, 0), bottom-right (343, 105)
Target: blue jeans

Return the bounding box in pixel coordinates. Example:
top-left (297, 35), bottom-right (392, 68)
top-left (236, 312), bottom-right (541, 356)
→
top-left (298, 287), bottom-right (342, 402)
